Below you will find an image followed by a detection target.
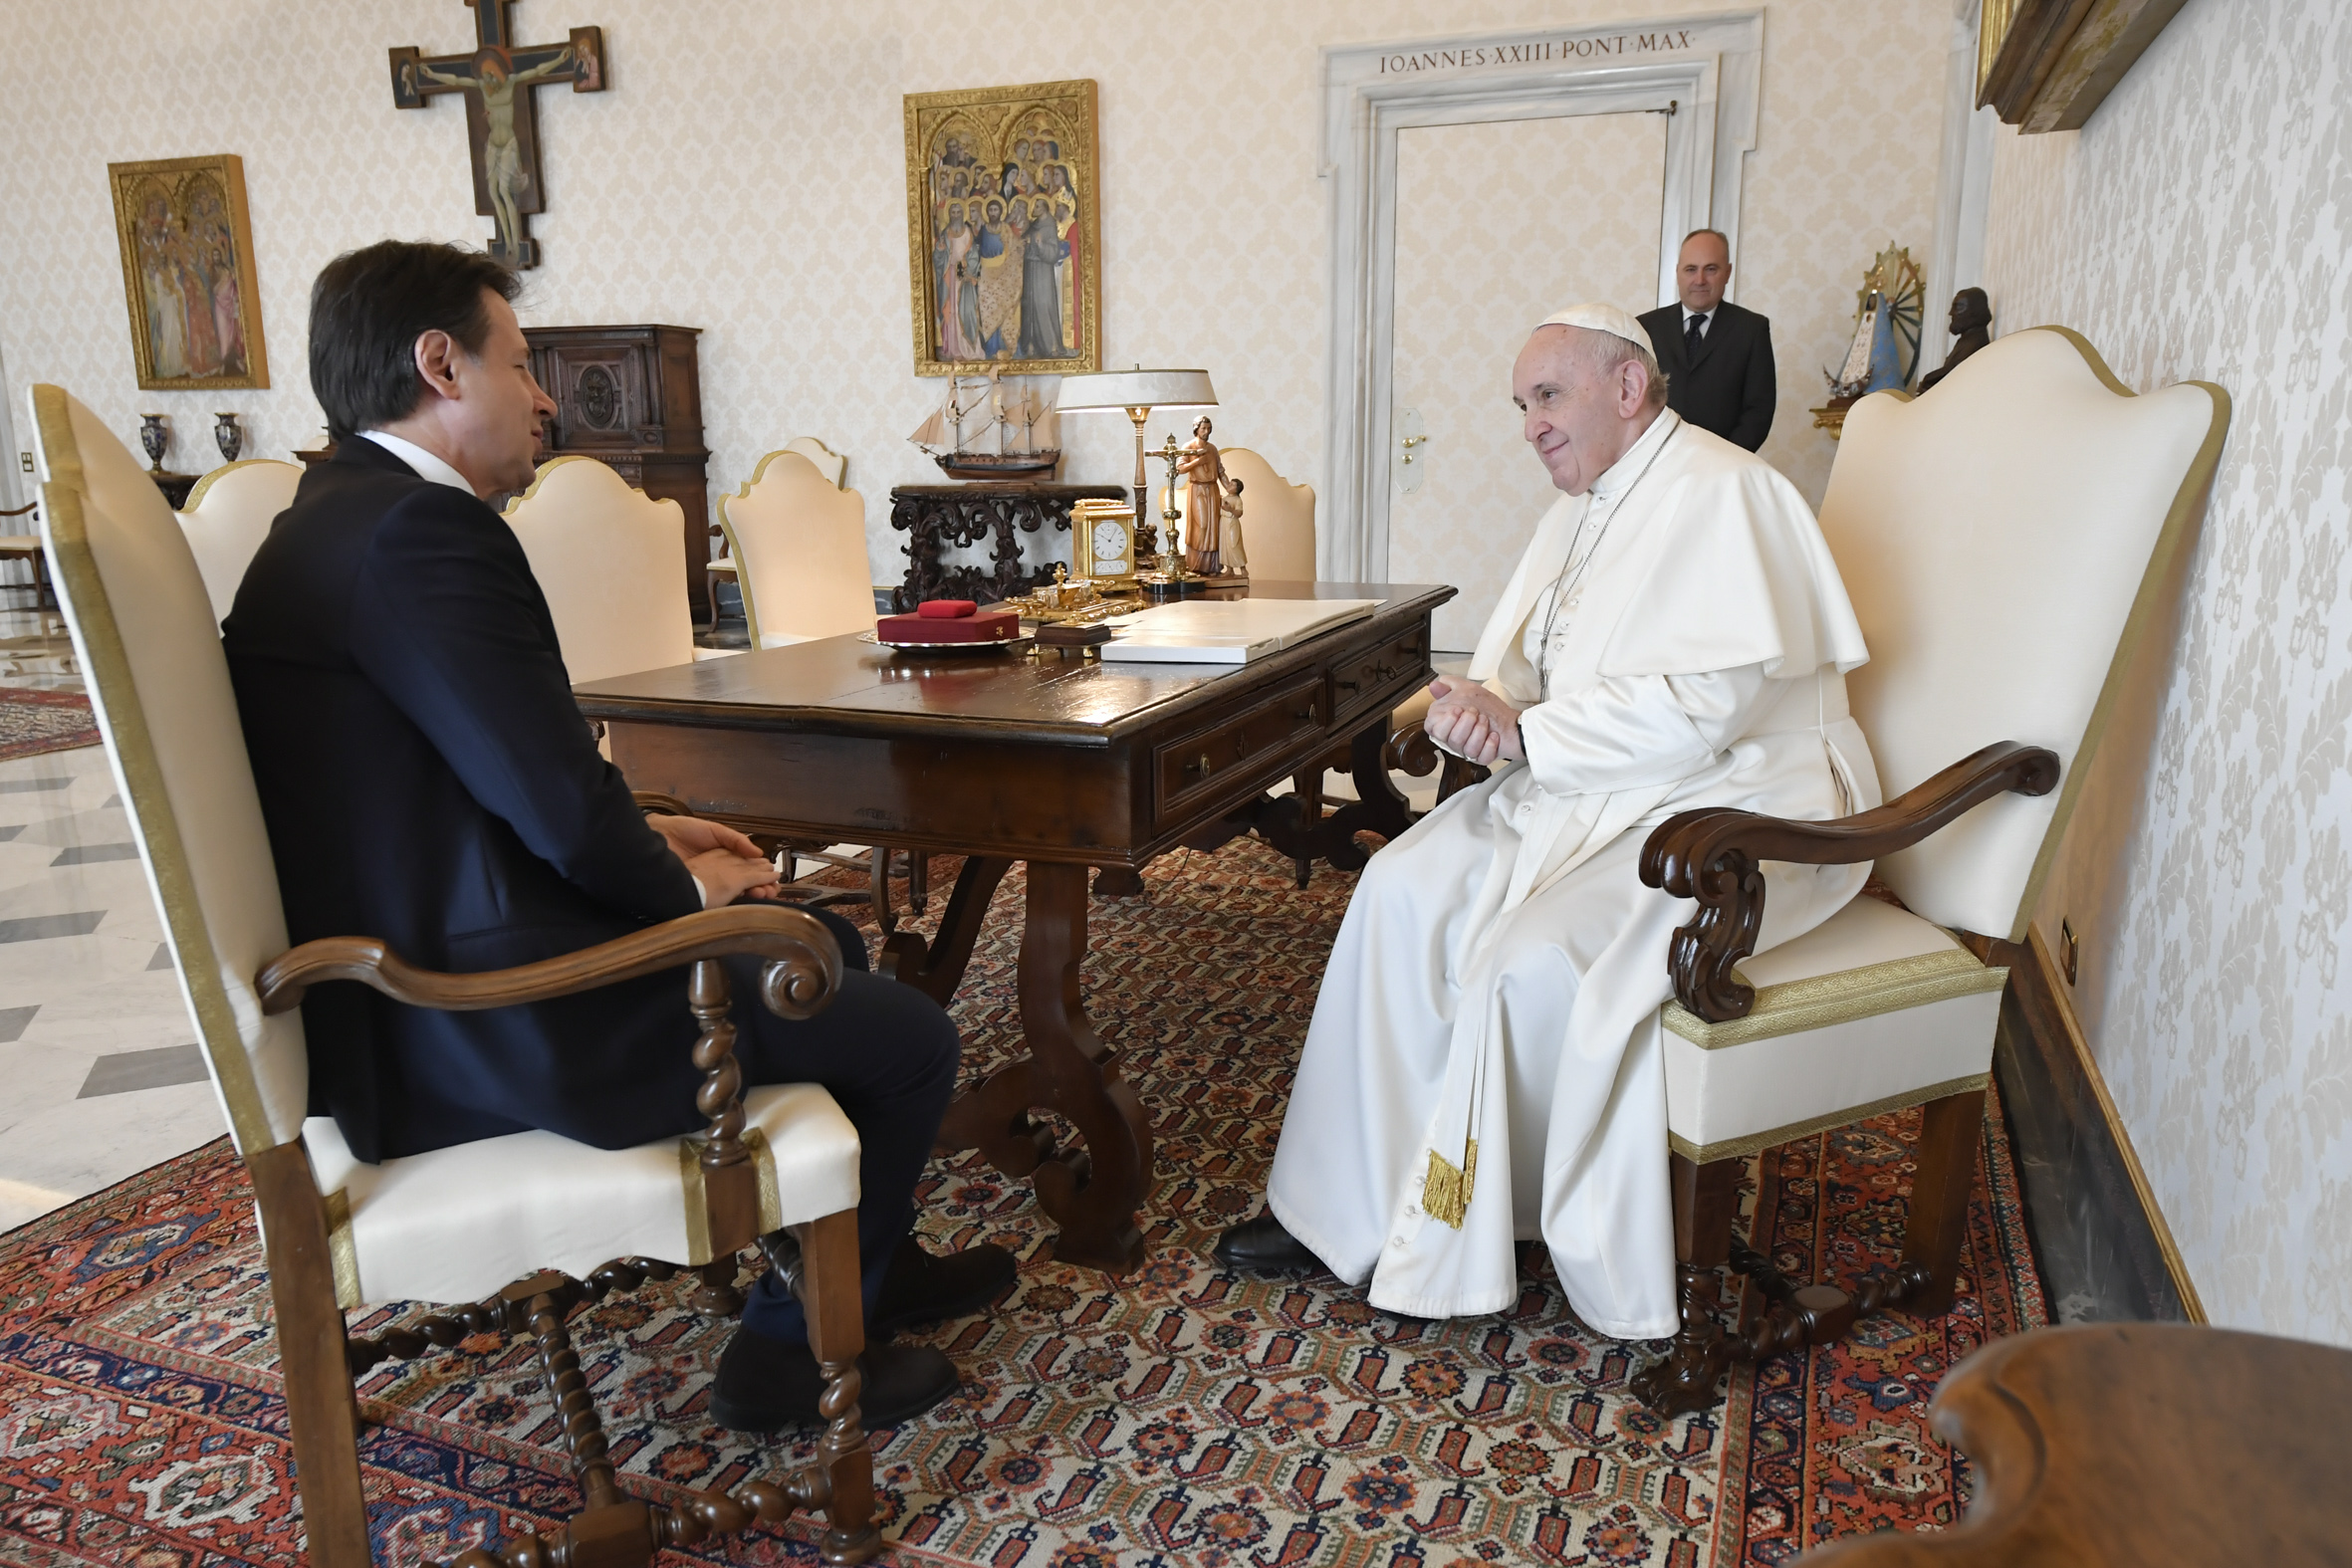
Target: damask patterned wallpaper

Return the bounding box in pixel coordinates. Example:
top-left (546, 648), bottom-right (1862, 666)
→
top-left (0, 0), bottom-right (1946, 579)
top-left (1983, 0), bottom-right (2352, 1342)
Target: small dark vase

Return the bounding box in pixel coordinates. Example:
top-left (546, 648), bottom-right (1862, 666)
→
top-left (138, 413), bottom-right (168, 473)
top-left (213, 412), bottom-right (243, 464)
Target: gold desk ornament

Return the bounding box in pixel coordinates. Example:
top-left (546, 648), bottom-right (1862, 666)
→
top-left (1070, 498), bottom-right (1139, 588)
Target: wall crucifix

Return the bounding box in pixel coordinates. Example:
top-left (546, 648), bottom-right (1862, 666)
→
top-left (389, 1), bottom-right (606, 269)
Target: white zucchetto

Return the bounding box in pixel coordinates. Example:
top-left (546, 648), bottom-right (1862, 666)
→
top-left (1535, 303), bottom-right (1652, 349)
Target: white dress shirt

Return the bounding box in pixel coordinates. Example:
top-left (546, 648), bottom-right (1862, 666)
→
top-left (355, 429), bottom-right (473, 494)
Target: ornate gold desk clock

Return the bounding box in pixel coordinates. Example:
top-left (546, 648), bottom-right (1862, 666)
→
top-left (1070, 498), bottom-right (1139, 588)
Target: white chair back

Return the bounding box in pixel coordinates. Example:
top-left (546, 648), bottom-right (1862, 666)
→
top-left (718, 450), bottom-right (873, 647)
top-left (177, 458), bottom-right (301, 625)
top-left (29, 385), bottom-right (307, 1154)
top-left (503, 456), bottom-right (696, 684)
top-left (1216, 446), bottom-right (1316, 581)
top-left (1818, 328), bottom-right (2228, 940)
top-left (782, 435), bottom-right (847, 488)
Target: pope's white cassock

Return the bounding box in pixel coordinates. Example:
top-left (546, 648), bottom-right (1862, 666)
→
top-left (1267, 406), bottom-right (1880, 1338)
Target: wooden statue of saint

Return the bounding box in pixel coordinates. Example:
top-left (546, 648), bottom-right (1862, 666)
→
top-left (1177, 416), bottom-right (1230, 575)
top-left (1916, 288), bottom-right (1993, 394)
top-left (391, 2), bottom-right (607, 269)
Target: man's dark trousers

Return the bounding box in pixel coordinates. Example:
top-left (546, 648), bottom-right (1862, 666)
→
top-left (1638, 299), bottom-right (1777, 451)
top-left (223, 434), bottom-right (957, 1345)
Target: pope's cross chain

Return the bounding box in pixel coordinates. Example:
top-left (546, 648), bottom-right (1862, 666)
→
top-left (389, 0), bottom-right (607, 269)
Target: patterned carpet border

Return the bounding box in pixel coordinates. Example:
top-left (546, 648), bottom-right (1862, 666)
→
top-left (0, 688), bottom-right (96, 763)
top-left (0, 837), bottom-right (2043, 1567)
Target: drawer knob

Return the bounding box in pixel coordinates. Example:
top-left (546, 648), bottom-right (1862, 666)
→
top-left (1235, 734), bottom-right (1248, 758)
top-left (1185, 753), bottom-right (1213, 776)
top-left (1294, 703), bottom-right (1317, 722)
top-left (1374, 663), bottom-right (1398, 680)
top-left (1336, 679), bottom-right (1359, 693)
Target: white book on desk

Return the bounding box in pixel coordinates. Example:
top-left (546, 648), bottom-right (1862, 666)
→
top-left (1096, 597), bottom-right (1383, 664)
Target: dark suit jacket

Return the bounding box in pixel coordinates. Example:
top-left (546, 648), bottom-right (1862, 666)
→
top-left (224, 436), bottom-right (712, 1163)
top-left (1638, 299), bottom-right (1776, 452)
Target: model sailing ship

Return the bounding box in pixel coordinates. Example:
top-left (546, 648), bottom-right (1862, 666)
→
top-left (908, 365), bottom-right (1061, 481)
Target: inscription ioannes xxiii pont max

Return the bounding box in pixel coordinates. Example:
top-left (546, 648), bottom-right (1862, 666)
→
top-left (1377, 30), bottom-right (1697, 74)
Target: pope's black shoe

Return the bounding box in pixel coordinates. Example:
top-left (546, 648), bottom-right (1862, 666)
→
top-left (1214, 1214), bottom-right (1325, 1272)
top-left (870, 1237), bottom-right (1019, 1335)
top-left (709, 1331), bottom-right (958, 1433)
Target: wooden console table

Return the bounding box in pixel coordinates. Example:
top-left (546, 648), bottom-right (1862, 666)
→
top-left (888, 482), bottom-right (1126, 611)
top-left (575, 580), bottom-right (1452, 1270)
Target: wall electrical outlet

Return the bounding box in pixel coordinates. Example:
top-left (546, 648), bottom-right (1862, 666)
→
top-left (2059, 917), bottom-right (2080, 986)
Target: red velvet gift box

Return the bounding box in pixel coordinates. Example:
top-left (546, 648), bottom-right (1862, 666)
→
top-left (875, 600), bottom-right (1022, 643)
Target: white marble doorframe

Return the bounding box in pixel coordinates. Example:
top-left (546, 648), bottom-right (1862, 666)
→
top-left (1316, 11), bottom-right (1764, 581)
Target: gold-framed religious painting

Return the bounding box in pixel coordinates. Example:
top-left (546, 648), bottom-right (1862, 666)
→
top-left (903, 79), bottom-right (1100, 376)
top-left (107, 153), bottom-right (269, 391)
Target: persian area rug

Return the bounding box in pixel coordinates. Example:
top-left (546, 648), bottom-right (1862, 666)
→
top-left (0, 836), bottom-right (2043, 1567)
top-left (0, 688), bottom-right (95, 763)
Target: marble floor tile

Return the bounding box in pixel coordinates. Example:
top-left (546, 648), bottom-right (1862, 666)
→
top-left (0, 727), bottom-right (227, 1235)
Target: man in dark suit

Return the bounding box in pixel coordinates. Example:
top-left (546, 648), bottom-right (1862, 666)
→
top-left (1637, 228), bottom-right (1776, 451)
top-left (223, 240), bottom-right (1008, 1432)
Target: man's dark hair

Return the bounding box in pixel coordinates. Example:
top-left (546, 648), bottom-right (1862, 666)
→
top-left (309, 241), bottom-right (520, 441)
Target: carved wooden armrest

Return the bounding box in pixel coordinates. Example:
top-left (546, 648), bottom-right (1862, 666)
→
top-left (1639, 741), bottom-right (2059, 1024)
top-left (255, 902), bottom-right (842, 1021)
top-left (633, 789), bottom-right (693, 817)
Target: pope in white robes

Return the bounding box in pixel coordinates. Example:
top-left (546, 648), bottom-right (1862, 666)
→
top-left (1217, 305), bottom-right (1880, 1339)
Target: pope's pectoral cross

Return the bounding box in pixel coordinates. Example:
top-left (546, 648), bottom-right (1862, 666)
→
top-left (390, 0), bottom-right (606, 269)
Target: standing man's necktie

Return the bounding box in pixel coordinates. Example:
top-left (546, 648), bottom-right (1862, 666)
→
top-left (1685, 313), bottom-right (1706, 361)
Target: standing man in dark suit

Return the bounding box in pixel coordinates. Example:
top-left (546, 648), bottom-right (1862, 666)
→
top-left (224, 240), bottom-right (1010, 1433)
top-left (1637, 228), bottom-right (1777, 451)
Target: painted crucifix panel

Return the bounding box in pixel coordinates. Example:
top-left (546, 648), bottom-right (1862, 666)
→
top-left (390, 0), bottom-right (606, 269)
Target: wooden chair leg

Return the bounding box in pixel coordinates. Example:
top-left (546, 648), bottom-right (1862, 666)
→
top-left (796, 1209), bottom-right (879, 1564)
top-left (247, 1140), bottom-right (374, 1568)
top-left (1628, 1151), bottom-right (1743, 1417)
top-left (1899, 1087), bottom-right (1985, 1317)
top-left (908, 849), bottom-right (930, 915)
top-left (868, 847), bottom-right (898, 935)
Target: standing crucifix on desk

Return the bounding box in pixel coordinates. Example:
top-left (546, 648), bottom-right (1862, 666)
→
top-left (389, 1), bottom-right (606, 269)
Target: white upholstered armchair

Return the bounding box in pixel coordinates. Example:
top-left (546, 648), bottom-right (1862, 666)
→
top-left (1623, 329), bottom-right (2229, 1414)
top-left (30, 385), bottom-right (884, 1566)
top-left (175, 457), bottom-right (302, 625)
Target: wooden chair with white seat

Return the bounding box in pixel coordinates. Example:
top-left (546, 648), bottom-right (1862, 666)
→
top-left (707, 437), bottom-right (846, 625)
top-left (176, 458), bottom-right (303, 625)
top-left (29, 384), bottom-right (884, 1567)
top-left (1622, 328), bottom-right (2229, 1414)
top-left (716, 448), bottom-right (928, 929)
top-left (502, 454), bottom-right (739, 686)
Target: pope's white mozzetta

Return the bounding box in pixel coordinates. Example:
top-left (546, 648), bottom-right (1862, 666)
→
top-left (1266, 404), bottom-right (1881, 1336)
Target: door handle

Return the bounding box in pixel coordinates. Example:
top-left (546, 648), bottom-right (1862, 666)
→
top-left (1399, 434), bottom-right (1428, 466)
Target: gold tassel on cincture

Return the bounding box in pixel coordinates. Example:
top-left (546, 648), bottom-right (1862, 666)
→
top-left (1422, 1139), bottom-right (1479, 1230)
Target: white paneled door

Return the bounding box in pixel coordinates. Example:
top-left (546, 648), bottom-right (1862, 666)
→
top-left (1388, 113), bottom-right (1666, 653)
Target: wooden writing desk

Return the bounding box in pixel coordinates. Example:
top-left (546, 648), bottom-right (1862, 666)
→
top-left (575, 581), bottom-right (1453, 1270)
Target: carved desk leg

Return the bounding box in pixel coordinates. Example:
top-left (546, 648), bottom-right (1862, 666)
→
top-left (1310, 718), bottom-right (1414, 868)
top-left (939, 860), bottom-right (1152, 1273)
top-left (875, 854), bottom-right (1011, 1003)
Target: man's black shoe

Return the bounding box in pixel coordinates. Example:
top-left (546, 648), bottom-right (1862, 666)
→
top-left (1214, 1214), bottom-right (1325, 1272)
top-left (709, 1333), bottom-right (957, 1433)
top-left (870, 1237), bottom-right (1018, 1335)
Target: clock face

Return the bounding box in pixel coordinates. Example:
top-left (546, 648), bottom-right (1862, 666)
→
top-left (1090, 518), bottom-right (1129, 567)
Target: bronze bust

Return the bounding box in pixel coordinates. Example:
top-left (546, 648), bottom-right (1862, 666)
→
top-left (1916, 287), bottom-right (1991, 394)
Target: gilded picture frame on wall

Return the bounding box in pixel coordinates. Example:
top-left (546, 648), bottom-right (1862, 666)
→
top-left (107, 153), bottom-right (269, 391)
top-left (903, 79), bottom-right (1100, 376)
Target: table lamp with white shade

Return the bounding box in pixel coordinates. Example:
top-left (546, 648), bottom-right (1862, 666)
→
top-left (1058, 367), bottom-right (1216, 577)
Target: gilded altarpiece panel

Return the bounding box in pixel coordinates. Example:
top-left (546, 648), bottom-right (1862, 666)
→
top-left (903, 80), bottom-right (1100, 376)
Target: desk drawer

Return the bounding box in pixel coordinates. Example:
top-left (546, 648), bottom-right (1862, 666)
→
top-left (1329, 626), bottom-right (1432, 727)
top-left (1153, 672), bottom-right (1327, 819)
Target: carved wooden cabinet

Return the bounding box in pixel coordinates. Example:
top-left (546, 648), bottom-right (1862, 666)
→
top-left (525, 325), bottom-right (715, 621)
